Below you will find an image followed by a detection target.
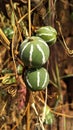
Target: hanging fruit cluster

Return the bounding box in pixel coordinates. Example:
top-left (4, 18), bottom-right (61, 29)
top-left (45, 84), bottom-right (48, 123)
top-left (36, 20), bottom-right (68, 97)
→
top-left (19, 26), bottom-right (57, 91)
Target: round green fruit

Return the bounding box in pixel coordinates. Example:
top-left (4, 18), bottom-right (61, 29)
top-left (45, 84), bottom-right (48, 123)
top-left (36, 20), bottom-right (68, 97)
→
top-left (19, 36), bottom-right (50, 67)
top-left (24, 67), bottom-right (49, 91)
top-left (3, 27), bottom-right (14, 39)
top-left (43, 106), bottom-right (54, 125)
top-left (36, 26), bottom-right (57, 45)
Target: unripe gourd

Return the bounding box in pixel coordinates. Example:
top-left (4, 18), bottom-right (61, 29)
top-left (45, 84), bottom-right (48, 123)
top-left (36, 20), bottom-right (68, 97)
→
top-left (3, 27), bottom-right (14, 39)
top-left (24, 67), bottom-right (49, 91)
top-left (17, 64), bottom-right (23, 75)
top-left (19, 36), bottom-right (50, 68)
top-left (36, 26), bottom-right (57, 45)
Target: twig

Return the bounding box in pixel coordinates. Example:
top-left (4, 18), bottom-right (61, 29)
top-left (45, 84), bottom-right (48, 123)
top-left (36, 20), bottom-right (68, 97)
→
top-left (26, 102), bottom-right (30, 130)
top-left (36, 95), bottom-right (73, 118)
top-left (42, 87), bottom-right (47, 123)
top-left (0, 28), bottom-right (10, 46)
top-left (11, 26), bottom-right (18, 76)
top-left (0, 102), bottom-right (7, 116)
top-left (60, 0), bottom-right (73, 7)
top-left (56, 21), bottom-right (73, 57)
top-left (28, 0), bottom-right (31, 37)
top-left (31, 103), bottom-right (45, 130)
top-left (17, 0), bottom-right (44, 24)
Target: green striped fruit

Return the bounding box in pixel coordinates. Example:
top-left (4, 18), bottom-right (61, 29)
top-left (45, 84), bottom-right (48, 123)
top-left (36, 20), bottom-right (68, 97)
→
top-left (24, 67), bottom-right (49, 91)
top-left (19, 36), bottom-right (50, 67)
top-left (3, 27), bottom-right (14, 39)
top-left (36, 26), bottom-right (57, 45)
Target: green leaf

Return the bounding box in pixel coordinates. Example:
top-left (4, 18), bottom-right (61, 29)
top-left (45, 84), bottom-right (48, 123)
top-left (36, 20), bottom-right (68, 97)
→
top-left (2, 76), bottom-right (16, 85)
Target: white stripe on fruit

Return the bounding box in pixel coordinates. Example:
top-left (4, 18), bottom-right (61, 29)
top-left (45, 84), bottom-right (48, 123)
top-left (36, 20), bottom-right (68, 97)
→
top-left (37, 44), bottom-right (45, 64)
top-left (37, 71), bottom-right (40, 87)
top-left (42, 70), bottom-right (48, 88)
top-left (29, 44), bottom-right (33, 62)
top-left (21, 42), bottom-right (30, 59)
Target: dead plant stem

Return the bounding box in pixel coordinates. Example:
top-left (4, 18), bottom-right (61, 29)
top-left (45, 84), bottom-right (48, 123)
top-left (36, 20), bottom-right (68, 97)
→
top-left (0, 28), bottom-right (10, 46)
top-left (42, 87), bottom-right (47, 123)
top-left (60, 0), bottom-right (73, 7)
top-left (36, 95), bottom-right (73, 118)
top-left (17, 0), bottom-right (44, 24)
top-left (11, 26), bottom-right (17, 76)
top-left (56, 21), bottom-right (73, 56)
top-left (26, 102), bottom-right (30, 130)
top-left (28, 0), bottom-right (31, 37)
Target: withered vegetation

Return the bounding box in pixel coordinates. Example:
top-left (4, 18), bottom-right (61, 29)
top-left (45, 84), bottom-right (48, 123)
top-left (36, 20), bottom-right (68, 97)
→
top-left (0, 0), bottom-right (73, 130)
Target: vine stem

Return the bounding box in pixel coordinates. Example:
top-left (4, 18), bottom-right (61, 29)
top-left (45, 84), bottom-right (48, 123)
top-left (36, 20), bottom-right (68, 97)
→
top-left (36, 95), bottom-right (73, 118)
top-left (0, 28), bottom-right (10, 46)
top-left (42, 87), bottom-right (47, 123)
top-left (56, 21), bottom-right (73, 57)
top-left (11, 26), bottom-right (18, 77)
top-left (26, 2), bottom-right (32, 130)
top-left (17, 0), bottom-right (44, 24)
top-left (28, 0), bottom-right (31, 37)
